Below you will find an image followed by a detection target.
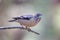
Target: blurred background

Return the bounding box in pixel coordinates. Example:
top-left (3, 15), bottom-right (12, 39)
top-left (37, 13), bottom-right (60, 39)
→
top-left (0, 0), bottom-right (60, 40)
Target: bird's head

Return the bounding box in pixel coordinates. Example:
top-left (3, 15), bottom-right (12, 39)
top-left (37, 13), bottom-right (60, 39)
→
top-left (35, 13), bottom-right (42, 18)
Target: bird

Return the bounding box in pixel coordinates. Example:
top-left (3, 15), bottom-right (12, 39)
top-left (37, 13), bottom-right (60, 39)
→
top-left (8, 13), bottom-right (42, 30)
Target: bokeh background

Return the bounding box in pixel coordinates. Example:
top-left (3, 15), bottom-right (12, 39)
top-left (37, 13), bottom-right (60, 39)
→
top-left (0, 0), bottom-right (60, 40)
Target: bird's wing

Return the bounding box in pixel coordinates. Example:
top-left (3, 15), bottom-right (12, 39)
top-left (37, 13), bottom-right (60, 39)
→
top-left (13, 15), bottom-right (33, 20)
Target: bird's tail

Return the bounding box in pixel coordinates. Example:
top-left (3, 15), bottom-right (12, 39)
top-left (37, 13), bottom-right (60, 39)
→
top-left (8, 19), bottom-right (16, 22)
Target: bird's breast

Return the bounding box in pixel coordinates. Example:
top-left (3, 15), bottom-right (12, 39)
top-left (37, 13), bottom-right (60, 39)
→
top-left (17, 18), bottom-right (40, 27)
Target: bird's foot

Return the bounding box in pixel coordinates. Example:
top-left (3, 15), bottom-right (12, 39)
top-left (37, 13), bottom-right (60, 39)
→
top-left (26, 28), bottom-right (31, 32)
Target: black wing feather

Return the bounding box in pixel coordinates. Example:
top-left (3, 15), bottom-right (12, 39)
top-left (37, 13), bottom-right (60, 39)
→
top-left (13, 15), bottom-right (33, 20)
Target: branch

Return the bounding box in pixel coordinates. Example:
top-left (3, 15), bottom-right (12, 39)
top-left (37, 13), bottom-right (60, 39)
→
top-left (0, 26), bottom-right (40, 35)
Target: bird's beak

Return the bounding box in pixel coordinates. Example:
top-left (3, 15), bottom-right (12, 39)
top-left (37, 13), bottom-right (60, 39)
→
top-left (39, 15), bottom-right (42, 18)
top-left (38, 16), bottom-right (41, 19)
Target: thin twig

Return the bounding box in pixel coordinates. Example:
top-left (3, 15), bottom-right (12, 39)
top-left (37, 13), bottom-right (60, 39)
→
top-left (0, 26), bottom-right (40, 35)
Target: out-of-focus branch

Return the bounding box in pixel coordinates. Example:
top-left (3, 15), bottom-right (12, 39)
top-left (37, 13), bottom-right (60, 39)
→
top-left (0, 26), bottom-right (40, 35)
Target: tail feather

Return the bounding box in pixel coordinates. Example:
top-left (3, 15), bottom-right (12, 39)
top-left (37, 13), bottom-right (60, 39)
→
top-left (8, 20), bottom-right (16, 22)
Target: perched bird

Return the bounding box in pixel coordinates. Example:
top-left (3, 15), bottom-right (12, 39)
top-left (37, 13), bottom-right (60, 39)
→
top-left (9, 13), bottom-right (42, 30)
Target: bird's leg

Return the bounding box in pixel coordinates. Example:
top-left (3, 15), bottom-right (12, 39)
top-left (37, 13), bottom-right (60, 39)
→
top-left (25, 26), bottom-right (31, 32)
top-left (20, 25), bottom-right (25, 29)
top-left (25, 26), bottom-right (28, 29)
